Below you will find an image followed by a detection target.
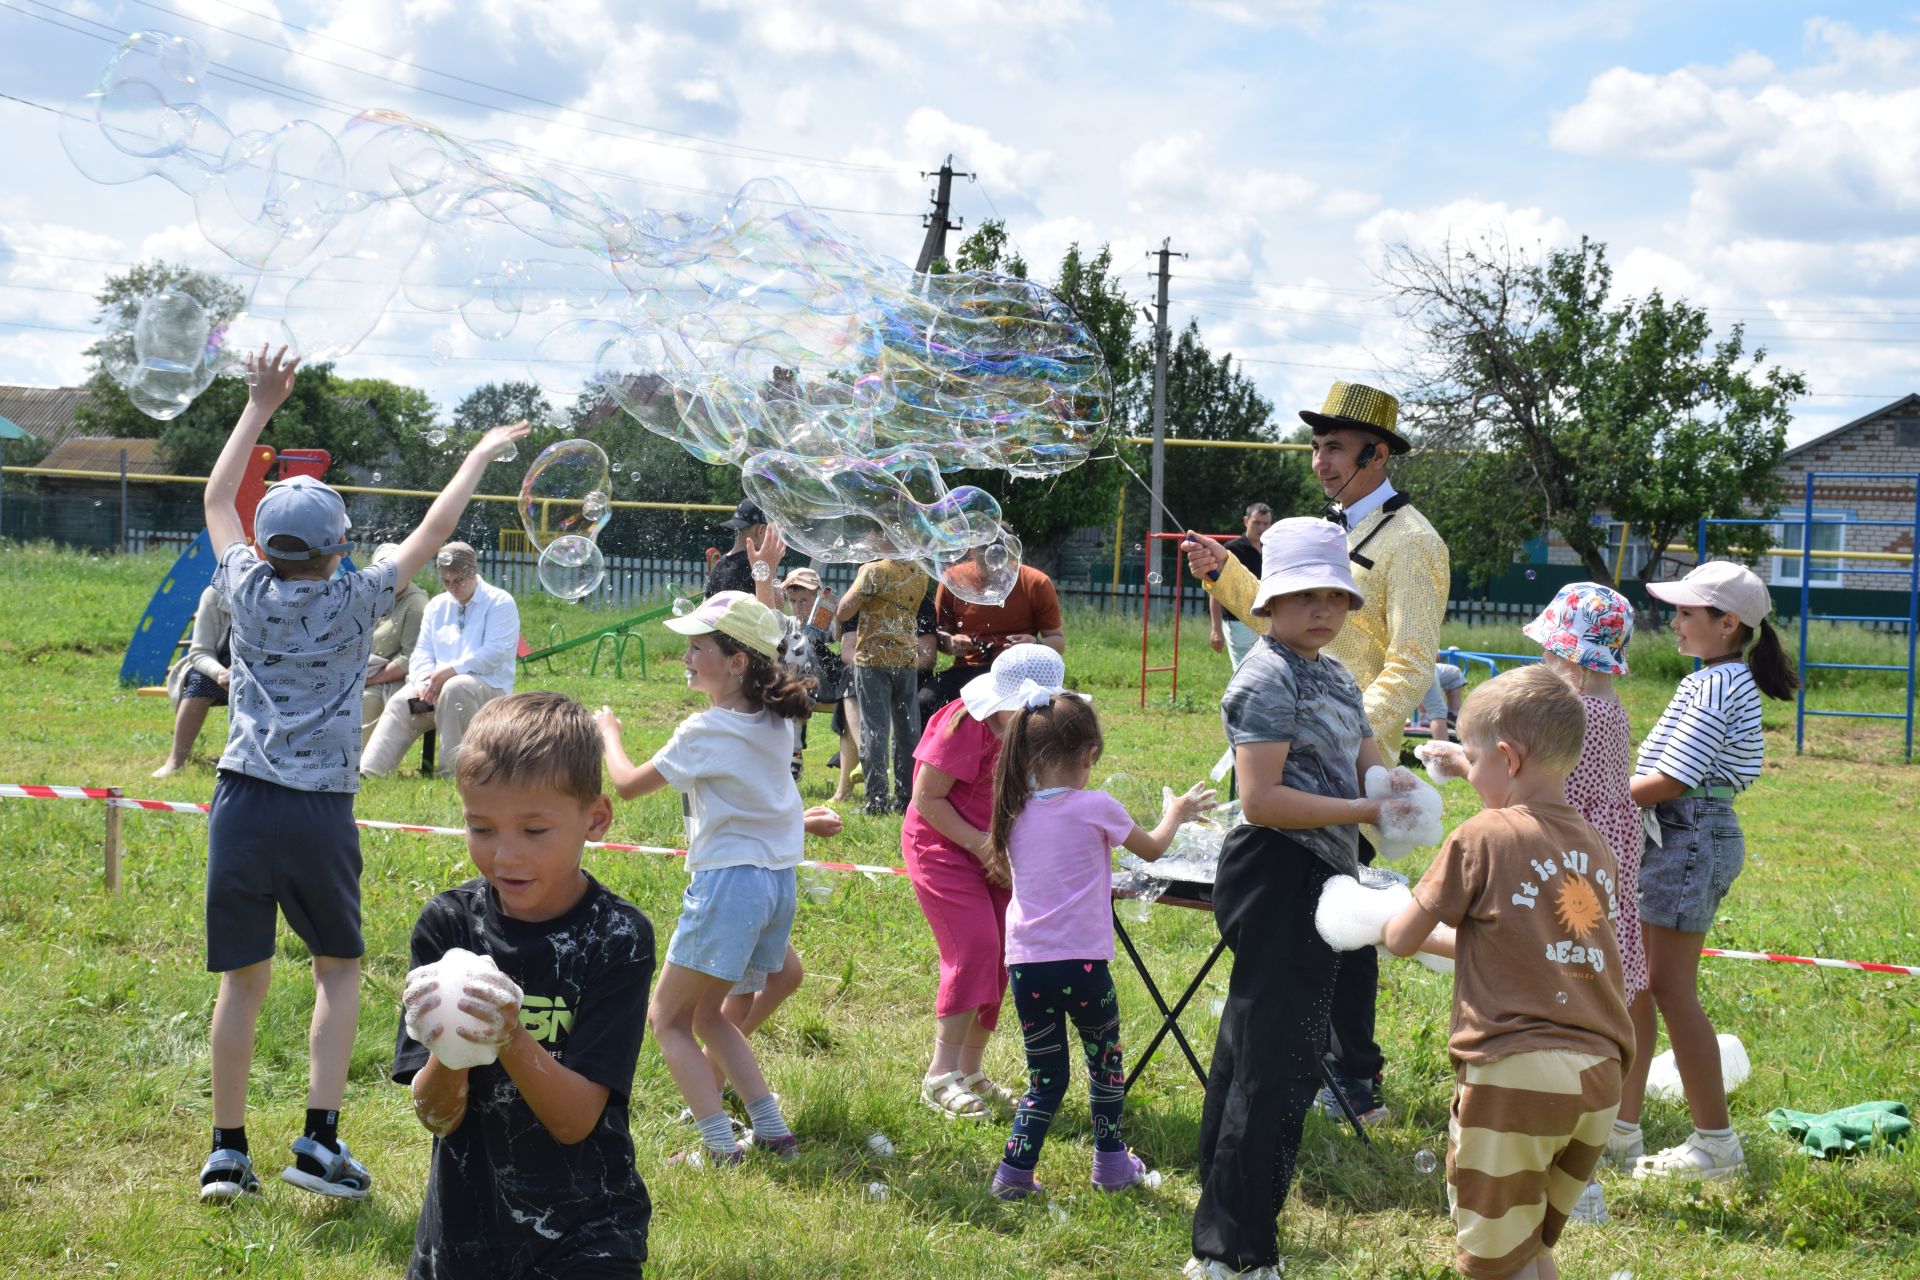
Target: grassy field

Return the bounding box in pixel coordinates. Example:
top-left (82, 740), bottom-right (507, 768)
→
top-left (1, 543), bottom-right (1916, 1279)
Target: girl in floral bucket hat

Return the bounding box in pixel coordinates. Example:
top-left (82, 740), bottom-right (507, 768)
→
top-left (1522, 583), bottom-right (1648, 1217)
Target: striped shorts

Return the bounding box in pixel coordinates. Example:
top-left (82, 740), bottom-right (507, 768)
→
top-left (1447, 1050), bottom-right (1623, 1279)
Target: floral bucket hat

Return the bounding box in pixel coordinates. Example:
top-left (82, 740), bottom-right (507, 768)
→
top-left (1522, 582), bottom-right (1634, 676)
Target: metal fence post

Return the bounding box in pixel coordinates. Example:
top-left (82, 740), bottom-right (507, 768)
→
top-left (103, 786), bottom-right (124, 893)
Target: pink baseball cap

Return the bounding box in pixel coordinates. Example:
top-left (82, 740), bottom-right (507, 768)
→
top-left (1646, 560), bottom-right (1773, 629)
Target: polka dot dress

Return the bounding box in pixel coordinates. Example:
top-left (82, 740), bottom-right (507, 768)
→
top-left (1566, 694), bottom-right (1648, 1002)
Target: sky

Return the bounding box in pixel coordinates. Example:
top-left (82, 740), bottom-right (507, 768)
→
top-left (2, 0), bottom-right (1918, 447)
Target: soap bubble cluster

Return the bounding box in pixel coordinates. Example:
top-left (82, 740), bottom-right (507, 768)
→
top-left (65, 31), bottom-right (1112, 603)
top-left (519, 438), bottom-right (612, 597)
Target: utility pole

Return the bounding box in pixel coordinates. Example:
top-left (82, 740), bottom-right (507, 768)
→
top-left (914, 155), bottom-right (973, 274)
top-left (1146, 238), bottom-right (1185, 585)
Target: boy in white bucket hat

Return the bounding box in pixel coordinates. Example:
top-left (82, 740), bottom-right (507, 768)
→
top-left (1189, 518), bottom-right (1394, 1278)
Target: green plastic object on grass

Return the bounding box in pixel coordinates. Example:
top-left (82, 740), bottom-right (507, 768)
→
top-left (1765, 1101), bottom-right (1911, 1158)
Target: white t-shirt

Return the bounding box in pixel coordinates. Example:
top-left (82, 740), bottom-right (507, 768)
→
top-left (1635, 661), bottom-right (1764, 792)
top-left (649, 706), bottom-right (804, 872)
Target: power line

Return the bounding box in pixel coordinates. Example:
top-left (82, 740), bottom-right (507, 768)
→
top-left (117, 0), bottom-right (909, 176)
top-left (0, 5), bottom-right (921, 218)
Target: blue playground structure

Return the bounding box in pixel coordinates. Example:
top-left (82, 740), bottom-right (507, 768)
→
top-left (1697, 471), bottom-right (1919, 761)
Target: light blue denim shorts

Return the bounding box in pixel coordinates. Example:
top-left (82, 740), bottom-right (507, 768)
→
top-left (1639, 796), bottom-right (1745, 934)
top-left (665, 864), bottom-right (797, 984)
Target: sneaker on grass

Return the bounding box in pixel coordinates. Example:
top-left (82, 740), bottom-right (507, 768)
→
top-left (1633, 1130), bottom-right (1745, 1182)
top-left (199, 1148), bottom-right (261, 1204)
top-left (279, 1136), bottom-right (372, 1200)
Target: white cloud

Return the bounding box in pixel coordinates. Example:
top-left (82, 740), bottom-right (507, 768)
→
top-left (1184, 0), bottom-right (1327, 29)
top-left (1354, 198), bottom-right (1573, 264)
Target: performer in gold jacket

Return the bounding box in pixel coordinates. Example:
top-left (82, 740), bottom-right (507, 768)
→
top-left (1181, 380), bottom-right (1449, 1125)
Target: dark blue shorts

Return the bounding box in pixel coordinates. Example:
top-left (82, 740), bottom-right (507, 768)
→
top-left (205, 770), bottom-right (363, 971)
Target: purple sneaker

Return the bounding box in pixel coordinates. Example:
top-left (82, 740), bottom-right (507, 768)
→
top-left (990, 1160), bottom-right (1042, 1200)
top-left (1091, 1148), bottom-right (1155, 1192)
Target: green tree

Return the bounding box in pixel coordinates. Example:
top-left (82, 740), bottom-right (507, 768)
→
top-left (1151, 319), bottom-right (1315, 535)
top-left (1385, 235), bottom-right (1805, 587)
top-left (451, 381), bottom-right (552, 435)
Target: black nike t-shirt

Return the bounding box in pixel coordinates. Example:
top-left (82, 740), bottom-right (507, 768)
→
top-left (394, 875), bottom-right (655, 1279)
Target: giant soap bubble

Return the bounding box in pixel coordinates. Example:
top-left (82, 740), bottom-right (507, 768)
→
top-left (519, 438), bottom-right (611, 599)
top-left (65, 30), bottom-right (1112, 602)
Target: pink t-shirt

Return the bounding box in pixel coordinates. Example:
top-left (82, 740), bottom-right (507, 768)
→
top-left (901, 699), bottom-right (1004, 862)
top-left (1004, 788), bottom-right (1138, 965)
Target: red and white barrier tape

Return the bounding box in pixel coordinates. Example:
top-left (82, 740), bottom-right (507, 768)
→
top-left (1699, 948), bottom-right (1920, 979)
top-left (1, 781), bottom-right (908, 878)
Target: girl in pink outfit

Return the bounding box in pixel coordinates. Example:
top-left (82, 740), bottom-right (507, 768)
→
top-left (903, 644), bottom-right (1067, 1120)
top-left (981, 691), bottom-right (1214, 1199)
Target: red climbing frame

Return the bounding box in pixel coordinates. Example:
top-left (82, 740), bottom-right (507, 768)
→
top-left (1138, 531), bottom-right (1237, 707)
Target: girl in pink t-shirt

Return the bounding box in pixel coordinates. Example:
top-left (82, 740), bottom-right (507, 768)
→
top-left (981, 691), bottom-right (1214, 1200)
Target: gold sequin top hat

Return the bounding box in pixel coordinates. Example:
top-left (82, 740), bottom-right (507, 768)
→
top-left (1298, 381), bottom-right (1411, 455)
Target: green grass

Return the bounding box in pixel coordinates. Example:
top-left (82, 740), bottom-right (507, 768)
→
top-left (1, 543), bottom-right (1917, 1278)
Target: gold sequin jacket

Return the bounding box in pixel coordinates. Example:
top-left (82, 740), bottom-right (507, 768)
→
top-left (1205, 501), bottom-right (1450, 756)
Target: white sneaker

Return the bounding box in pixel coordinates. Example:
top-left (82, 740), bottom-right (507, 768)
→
top-left (1569, 1179), bottom-right (1607, 1223)
top-left (1603, 1123), bottom-right (1644, 1170)
top-left (1183, 1257), bottom-right (1283, 1279)
top-left (1633, 1130), bottom-right (1745, 1182)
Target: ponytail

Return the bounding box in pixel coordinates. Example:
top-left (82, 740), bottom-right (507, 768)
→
top-left (988, 693), bottom-right (1104, 863)
top-left (989, 705), bottom-right (1040, 864)
top-left (1746, 617), bottom-right (1800, 701)
top-left (713, 632), bottom-right (815, 720)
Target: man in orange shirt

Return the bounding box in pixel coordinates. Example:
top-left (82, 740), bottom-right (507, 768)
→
top-left (924, 562), bottom-right (1066, 717)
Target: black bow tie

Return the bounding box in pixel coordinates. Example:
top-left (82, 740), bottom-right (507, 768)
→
top-left (1321, 503), bottom-right (1349, 529)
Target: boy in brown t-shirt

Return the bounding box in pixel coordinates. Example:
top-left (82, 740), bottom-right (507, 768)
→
top-left (1384, 665), bottom-right (1635, 1280)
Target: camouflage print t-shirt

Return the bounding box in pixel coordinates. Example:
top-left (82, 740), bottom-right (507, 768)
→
top-left (1220, 635), bottom-right (1371, 875)
top-left (213, 542), bottom-right (398, 792)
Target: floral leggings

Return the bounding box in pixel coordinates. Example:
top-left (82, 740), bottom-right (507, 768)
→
top-left (1003, 958), bottom-right (1127, 1171)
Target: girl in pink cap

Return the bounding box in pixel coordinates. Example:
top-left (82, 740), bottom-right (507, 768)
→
top-left (1618, 561), bottom-right (1798, 1182)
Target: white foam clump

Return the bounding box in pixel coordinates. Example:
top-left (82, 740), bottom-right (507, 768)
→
top-left (1316, 873), bottom-right (1413, 952)
top-left (405, 947), bottom-right (523, 1070)
top-left (1645, 1033), bottom-right (1750, 1102)
top-left (1367, 765), bottom-right (1444, 860)
top-left (1413, 740), bottom-right (1469, 782)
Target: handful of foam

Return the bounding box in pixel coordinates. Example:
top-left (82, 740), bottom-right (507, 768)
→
top-left (1646, 1033), bottom-right (1751, 1102)
top-left (1413, 740), bottom-right (1469, 782)
top-left (404, 947), bottom-right (523, 1070)
top-left (1367, 765), bottom-right (1444, 860)
top-left (1315, 872), bottom-right (1414, 952)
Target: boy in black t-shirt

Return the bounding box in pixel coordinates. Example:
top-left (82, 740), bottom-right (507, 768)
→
top-left (395, 692), bottom-right (655, 1279)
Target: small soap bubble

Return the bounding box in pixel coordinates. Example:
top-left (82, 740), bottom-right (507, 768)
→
top-left (800, 867), bottom-right (833, 903)
top-left (864, 1182), bottom-right (888, 1201)
top-left (1119, 897), bottom-right (1152, 924)
top-left (429, 335), bottom-right (454, 366)
top-left (752, 559), bottom-right (773, 582)
top-left (370, 471), bottom-right (382, 482)
top-left (1739, 996), bottom-right (1754, 1011)
top-left (1555, 991), bottom-right (1568, 1004)
top-left (1413, 1149), bottom-right (1438, 1175)
top-left (496, 441), bottom-right (518, 464)
top-left (424, 427), bottom-right (448, 448)
top-left (611, 460), bottom-right (624, 473)
top-left (582, 489), bottom-right (609, 521)
top-left (1525, 569), bottom-right (1537, 580)
top-left (1147, 571), bottom-right (1163, 587)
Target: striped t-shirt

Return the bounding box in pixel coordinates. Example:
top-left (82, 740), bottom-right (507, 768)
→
top-left (1634, 661), bottom-right (1765, 792)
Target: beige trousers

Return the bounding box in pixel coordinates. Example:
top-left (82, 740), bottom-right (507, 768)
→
top-left (359, 674), bottom-right (507, 777)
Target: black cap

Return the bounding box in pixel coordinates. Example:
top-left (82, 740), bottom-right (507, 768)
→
top-left (721, 499), bottom-right (767, 531)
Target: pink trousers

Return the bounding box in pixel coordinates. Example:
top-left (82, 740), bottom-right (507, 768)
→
top-left (905, 838), bottom-right (1010, 1030)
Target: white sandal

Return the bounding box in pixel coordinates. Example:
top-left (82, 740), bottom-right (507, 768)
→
top-left (920, 1069), bottom-right (989, 1120)
top-left (961, 1070), bottom-right (1019, 1113)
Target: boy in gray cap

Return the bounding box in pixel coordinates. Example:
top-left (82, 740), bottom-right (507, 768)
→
top-left (195, 346), bottom-right (526, 1204)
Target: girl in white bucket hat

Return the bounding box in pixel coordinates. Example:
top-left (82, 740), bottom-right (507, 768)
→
top-left (1191, 518), bottom-right (1395, 1274)
top-left (901, 643), bottom-right (1066, 1121)
top-left (1616, 561), bottom-right (1798, 1183)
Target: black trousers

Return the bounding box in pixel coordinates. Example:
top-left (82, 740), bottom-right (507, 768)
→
top-left (919, 662), bottom-right (981, 721)
top-left (1191, 827), bottom-right (1341, 1272)
top-left (1323, 835), bottom-right (1384, 1082)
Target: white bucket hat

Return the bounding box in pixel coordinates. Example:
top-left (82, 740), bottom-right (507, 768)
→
top-left (1251, 517), bottom-right (1364, 616)
top-left (959, 643), bottom-right (1067, 720)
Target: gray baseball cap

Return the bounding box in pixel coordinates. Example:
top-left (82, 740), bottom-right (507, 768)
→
top-left (255, 476), bottom-right (353, 559)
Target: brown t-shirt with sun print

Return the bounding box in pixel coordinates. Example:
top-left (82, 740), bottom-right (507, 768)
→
top-left (1412, 802), bottom-right (1636, 1071)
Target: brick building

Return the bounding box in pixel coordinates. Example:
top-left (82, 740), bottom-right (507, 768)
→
top-left (1529, 395), bottom-right (1920, 591)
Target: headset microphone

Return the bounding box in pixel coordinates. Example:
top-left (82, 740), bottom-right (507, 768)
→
top-left (1318, 440), bottom-right (1379, 524)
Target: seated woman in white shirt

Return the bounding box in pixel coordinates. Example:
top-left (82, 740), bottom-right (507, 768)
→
top-left (360, 542), bottom-right (520, 778)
